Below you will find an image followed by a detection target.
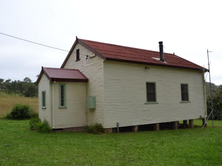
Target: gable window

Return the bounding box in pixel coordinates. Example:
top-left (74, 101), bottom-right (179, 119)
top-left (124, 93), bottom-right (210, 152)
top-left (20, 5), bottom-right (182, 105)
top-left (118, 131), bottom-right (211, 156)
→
top-left (59, 84), bottom-right (66, 107)
top-left (146, 82), bottom-right (156, 102)
top-left (76, 49), bottom-right (80, 61)
top-left (181, 84), bottom-right (189, 101)
top-left (42, 91), bottom-right (46, 108)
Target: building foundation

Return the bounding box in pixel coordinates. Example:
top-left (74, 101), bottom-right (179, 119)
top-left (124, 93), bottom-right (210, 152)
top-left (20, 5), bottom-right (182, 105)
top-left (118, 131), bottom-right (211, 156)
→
top-left (154, 123), bottom-right (159, 131)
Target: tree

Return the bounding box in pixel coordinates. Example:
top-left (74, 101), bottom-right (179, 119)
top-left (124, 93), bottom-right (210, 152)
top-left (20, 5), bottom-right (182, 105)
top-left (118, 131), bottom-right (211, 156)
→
top-left (207, 85), bottom-right (222, 120)
top-left (23, 77), bottom-right (32, 83)
top-left (0, 79), bottom-right (4, 84)
top-left (0, 78), bottom-right (4, 90)
top-left (17, 80), bottom-right (24, 96)
top-left (24, 84), bottom-right (38, 97)
top-left (5, 79), bottom-right (12, 94)
top-left (0, 77), bottom-right (38, 97)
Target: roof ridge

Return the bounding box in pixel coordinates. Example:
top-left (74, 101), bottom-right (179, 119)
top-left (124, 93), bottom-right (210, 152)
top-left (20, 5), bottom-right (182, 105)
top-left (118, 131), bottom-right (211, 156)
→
top-left (79, 38), bottom-right (174, 55)
top-left (44, 67), bottom-right (79, 71)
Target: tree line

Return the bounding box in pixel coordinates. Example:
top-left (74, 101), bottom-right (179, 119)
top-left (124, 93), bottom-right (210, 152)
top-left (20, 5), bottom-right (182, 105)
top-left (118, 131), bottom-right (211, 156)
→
top-left (0, 77), bottom-right (37, 97)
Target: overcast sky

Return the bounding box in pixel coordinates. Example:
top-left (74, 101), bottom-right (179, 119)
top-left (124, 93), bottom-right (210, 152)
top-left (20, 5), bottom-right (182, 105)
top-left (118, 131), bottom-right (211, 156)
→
top-left (0, 0), bottom-right (221, 85)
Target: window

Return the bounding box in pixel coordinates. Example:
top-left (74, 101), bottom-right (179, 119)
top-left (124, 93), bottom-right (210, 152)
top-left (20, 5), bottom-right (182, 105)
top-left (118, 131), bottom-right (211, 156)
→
top-left (59, 84), bottom-right (66, 107)
top-left (76, 49), bottom-right (80, 61)
top-left (146, 83), bottom-right (156, 102)
top-left (42, 91), bottom-right (46, 108)
top-left (181, 84), bottom-right (189, 101)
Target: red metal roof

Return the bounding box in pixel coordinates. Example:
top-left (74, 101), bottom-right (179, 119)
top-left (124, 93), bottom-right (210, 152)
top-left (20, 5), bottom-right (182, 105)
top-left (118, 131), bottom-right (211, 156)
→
top-left (36, 67), bottom-right (88, 85)
top-left (71, 38), bottom-right (205, 71)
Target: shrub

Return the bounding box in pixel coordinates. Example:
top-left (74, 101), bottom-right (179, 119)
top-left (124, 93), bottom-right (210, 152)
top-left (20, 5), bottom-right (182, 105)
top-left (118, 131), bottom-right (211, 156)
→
top-left (8, 104), bottom-right (33, 120)
top-left (84, 123), bottom-right (105, 134)
top-left (29, 117), bottom-right (51, 133)
top-left (36, 120), bottom-right (51, 133)
top-left (29, 117), bottom-right (41, 130)
top-left (5, 113), bottom-right (12, 119)
top-left (30, 112), bottom-right (39, 119)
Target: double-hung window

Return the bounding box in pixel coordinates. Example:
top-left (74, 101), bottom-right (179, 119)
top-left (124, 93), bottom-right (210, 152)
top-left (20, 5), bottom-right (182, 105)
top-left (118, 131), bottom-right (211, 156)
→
top-left (146, 82), bottom-right (156, 102)
top-left (59, 84), bottom-right (66, 107)
top-left (181, 84), bottom-right (189, 101)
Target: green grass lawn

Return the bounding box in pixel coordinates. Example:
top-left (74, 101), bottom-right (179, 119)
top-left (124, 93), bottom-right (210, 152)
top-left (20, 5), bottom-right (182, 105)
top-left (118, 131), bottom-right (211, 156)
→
top-left (1, 120), bottom-right (222, 166)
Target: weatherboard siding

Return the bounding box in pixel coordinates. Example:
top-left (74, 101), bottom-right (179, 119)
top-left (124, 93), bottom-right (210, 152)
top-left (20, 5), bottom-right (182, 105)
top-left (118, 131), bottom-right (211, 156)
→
top-left (103, 61), bottom-right (206, 128)
top-left (38, 74), bottom-right (52, 126)
top-left (63, 43), bottom-right (104, 126)
top-left (52, 82), bottom-right (87, 128)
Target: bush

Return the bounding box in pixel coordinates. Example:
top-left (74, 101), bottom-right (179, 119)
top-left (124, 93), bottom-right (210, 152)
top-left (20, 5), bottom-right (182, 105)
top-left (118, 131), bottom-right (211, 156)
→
top-left (5, 113), bottom-right (12, 119)
top-left (30, 112), bottom-right (39, 119)
top-left (36, 120), bottom-right (51, 133)
top-left (7, 104), bottom-right (33, 120)
top-left (84, 123), bottom-right (105, 134)
top-left (29, 117), bottom-right (41, 130)
top-left (29, 117), bottom-right (51, 133)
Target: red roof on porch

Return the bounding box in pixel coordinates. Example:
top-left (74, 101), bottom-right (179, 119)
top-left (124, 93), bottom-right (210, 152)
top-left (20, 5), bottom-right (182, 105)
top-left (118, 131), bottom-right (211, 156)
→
top-left (36, 67), bottom-right (88, 85)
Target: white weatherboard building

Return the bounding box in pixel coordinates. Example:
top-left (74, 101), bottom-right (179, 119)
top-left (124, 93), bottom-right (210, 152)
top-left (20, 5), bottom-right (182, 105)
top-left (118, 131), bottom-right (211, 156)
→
top-left (36, 38), bottom-right (208, 131)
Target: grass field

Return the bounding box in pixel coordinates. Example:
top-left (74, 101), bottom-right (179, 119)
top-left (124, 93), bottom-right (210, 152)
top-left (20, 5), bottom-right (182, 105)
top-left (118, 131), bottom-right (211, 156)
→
top-left (0, 92), bottom-right (38, 118)
top-left (0, 119), bottom-right (222, 166)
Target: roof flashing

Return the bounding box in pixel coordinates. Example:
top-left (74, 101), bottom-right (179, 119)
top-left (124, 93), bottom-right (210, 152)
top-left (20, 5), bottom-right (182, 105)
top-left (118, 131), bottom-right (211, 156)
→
top-left (152, 57), bottom-right (168, 64)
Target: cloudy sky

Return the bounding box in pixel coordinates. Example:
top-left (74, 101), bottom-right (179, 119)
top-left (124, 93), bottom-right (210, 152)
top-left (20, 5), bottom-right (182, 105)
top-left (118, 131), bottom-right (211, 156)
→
top-left (0, 0), bottom-right (221, 85)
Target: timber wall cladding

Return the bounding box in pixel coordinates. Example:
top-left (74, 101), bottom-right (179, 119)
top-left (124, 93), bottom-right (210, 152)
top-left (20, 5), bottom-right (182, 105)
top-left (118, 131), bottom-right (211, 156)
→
top-left (63, 43), bottom-right (105, 125)
top-left (53, 82), bottom-right (87, 128)
top-left (38, 74), bottom-right (52, 126)
top-left (103, 61), bottom-right (205, 128)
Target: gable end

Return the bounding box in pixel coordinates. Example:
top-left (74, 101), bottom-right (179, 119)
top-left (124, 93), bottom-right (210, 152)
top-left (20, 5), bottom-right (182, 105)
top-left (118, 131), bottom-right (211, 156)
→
top-left (61, 37), bottom-right (106, 68)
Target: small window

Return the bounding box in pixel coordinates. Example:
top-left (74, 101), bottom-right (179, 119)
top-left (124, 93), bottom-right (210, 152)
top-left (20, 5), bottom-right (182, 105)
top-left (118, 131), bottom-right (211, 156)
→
top-left (76, 49), bottom-right (80, 61)
top-left (146, 83), bottom-right (156, 102)
top-left (181, 84), bottom-right (189, 101)
top-left (59, 84), bottom-right (66, 107)
top-left (42, 91), bottom-right (46, 108)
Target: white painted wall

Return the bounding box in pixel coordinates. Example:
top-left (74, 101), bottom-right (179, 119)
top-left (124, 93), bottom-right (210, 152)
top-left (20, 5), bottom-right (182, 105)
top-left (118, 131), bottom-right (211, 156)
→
top-left (42, 42), bottom-right (206, 129)
top-left (103, 61), bottom-right (206, 128)
top-left (38, 74), bottom-right (87, 128)
top-left (63, 43), bottom-right (104, 126)
top-left (38, 74), bottom-right (52, 126)
top-left (52, 82), bottom-right (87, 128)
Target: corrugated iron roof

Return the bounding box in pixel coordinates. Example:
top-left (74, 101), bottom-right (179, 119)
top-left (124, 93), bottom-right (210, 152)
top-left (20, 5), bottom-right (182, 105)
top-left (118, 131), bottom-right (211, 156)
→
top-left (36, 67), bottom-right (88, 85)
top-left (77, 38), bottom-right (205, 71)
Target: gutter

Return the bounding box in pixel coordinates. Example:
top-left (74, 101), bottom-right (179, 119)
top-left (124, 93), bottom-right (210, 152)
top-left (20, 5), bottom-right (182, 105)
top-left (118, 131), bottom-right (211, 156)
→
top-left (105, 57), bottom-right (207, 72)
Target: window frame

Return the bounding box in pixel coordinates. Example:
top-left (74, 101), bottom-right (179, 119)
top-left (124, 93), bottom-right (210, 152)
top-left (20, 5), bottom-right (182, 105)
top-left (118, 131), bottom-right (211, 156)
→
top-left (146, 82), bottom-right (157, 103)
top-left (42, 91), bottom-right (46, 108)
top-left (181, 83), bottom-right (189, 102)
top-left (76, 49), bottom-right (80, 61)
top-left (59, 84), bottom-right (67, 108)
